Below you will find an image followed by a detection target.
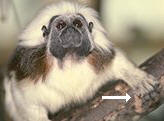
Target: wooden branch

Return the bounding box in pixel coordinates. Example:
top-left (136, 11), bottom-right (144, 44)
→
top-left (50, 49), bottom-right (164, 121)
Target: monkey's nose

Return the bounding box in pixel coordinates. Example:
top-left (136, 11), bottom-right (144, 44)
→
top-left (60, 27), bottom-right (82, 48)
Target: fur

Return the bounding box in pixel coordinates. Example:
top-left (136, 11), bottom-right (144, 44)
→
top-left (4, 1), bottom-right (157, 121)
top-left (7, 43), bottom-right (51, 82)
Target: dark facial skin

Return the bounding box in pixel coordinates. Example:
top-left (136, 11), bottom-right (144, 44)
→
top-left (42, 14), bottom-right (93, 60)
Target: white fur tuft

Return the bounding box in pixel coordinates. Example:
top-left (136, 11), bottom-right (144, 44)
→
top-left (19, 1), bottom-right (112, 50)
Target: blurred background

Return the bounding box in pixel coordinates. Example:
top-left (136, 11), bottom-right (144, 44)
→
top-left (0, 0), bottom-right (163, 121)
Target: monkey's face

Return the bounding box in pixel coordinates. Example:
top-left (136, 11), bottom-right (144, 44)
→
top-left (42, 14), bottom-right (94, 59)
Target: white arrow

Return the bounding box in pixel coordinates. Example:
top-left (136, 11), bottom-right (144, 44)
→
top-left (102, 93), bottom-right (131, 102)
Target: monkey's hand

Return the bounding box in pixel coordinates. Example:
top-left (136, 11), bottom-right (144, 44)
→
top-left (131, 72), bottom-right (159, 96)
top-left (130, 72), bottom-right (161, 113)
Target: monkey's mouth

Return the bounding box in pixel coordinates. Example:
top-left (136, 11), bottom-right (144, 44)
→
top-left (60, 27), bottom-right (82, 48)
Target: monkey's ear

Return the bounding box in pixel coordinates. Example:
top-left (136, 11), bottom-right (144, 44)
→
top-left (41, 25), bottom-right (49, 37)
top-left (88, 22), bottom-right (94, 33)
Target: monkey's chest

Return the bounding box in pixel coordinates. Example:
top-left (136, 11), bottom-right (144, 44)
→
top-left (26, 61), bottom-right (107, 113)
top-left (46, 61), bottom-right (99, 100)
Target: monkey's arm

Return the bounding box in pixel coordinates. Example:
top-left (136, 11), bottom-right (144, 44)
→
top-left (109, 49), bottom-right (158, 95)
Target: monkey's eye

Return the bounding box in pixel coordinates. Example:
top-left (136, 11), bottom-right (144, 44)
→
top-left (73, 19), bottom-right (83, 28)
top-left (56, 20), bottom-right (66, 30)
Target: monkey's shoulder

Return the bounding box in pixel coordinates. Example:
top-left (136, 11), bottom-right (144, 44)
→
top-left (7, 43), bottom-right (49, 81)
top-left (87, 47), bottom-right (115, 73)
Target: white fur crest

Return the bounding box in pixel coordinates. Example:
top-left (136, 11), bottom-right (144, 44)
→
top-left (19, 0), bottom-right (112, 51)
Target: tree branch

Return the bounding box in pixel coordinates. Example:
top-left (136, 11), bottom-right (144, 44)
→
top-left (50, 49), bottom-right (164, 121)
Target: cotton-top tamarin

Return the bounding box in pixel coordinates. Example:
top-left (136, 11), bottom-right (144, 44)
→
top-left (4, 1), bottom-right (158, 121)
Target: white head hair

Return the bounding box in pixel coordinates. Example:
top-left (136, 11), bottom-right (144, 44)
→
top-left (19, 1), bottom-right (112, 51)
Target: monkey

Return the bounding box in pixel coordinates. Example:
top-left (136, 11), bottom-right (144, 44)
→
top-left (3, 1), bottom-right (159, 121)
